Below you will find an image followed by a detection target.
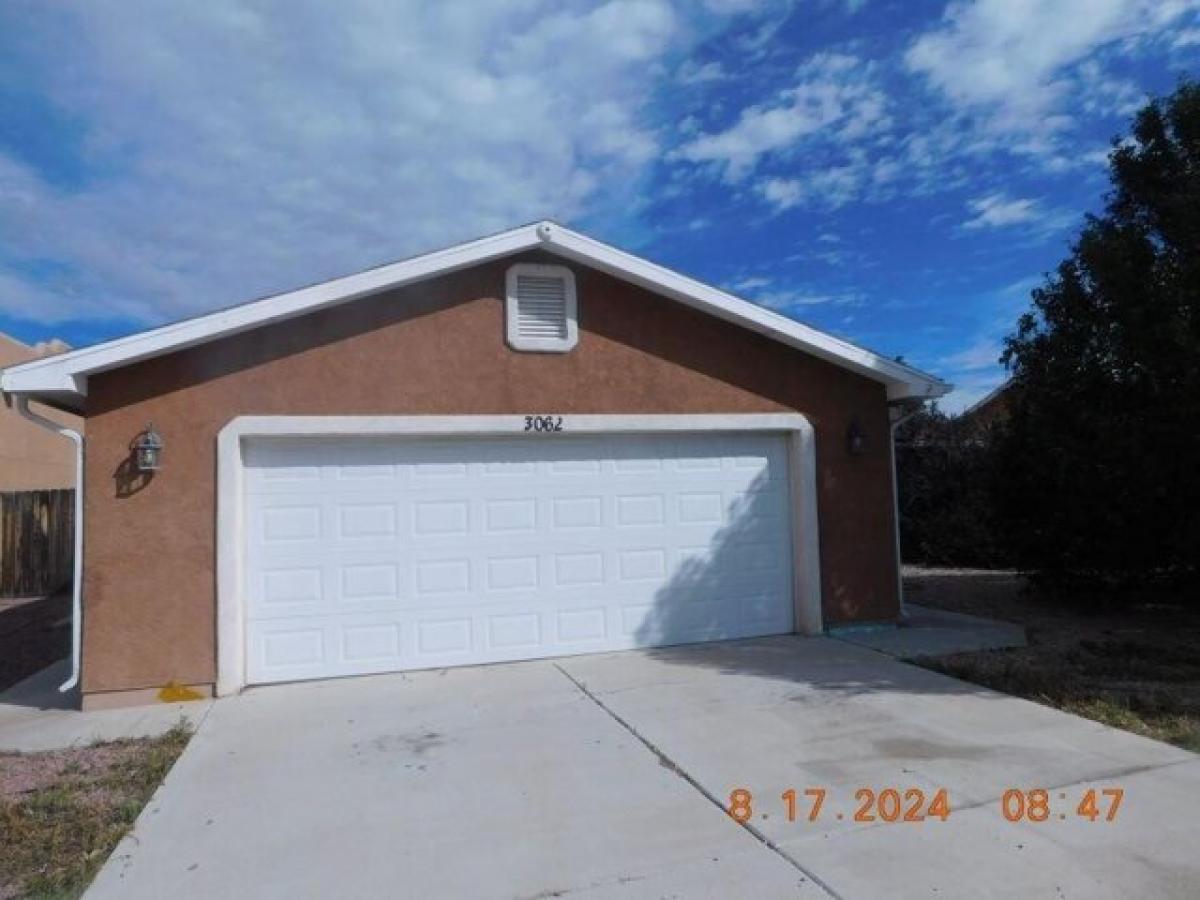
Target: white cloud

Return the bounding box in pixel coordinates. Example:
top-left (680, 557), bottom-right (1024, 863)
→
top-left (700, 0), bottom-right (761, 14)
top-left (906, 0), bottom-right (1196, 148)
top-left (675, 60), bottom-right (728, 85)
top-left (1173, 27), bottom-right (1200, 47)
top-left (735, 13), bottom-right (790, 59)
top-left (962, 194), bottom-right (1040, 229)
top-left (939, 339), bottom-right (1003, 371)
top-left (999, 275), bottom-right (1043, 300)
top-left (758, 177), bottom-right (804, 210)
top-left (673, 53), bottom-right (889, 180)
top-left (729, 275), bottom-right (771, 292)
top-left (0, 266), bottom-right (79, 323)
top-left (756, 288), bottom-right (863, 309)
top-left (805, 164), bottom-right (864, 209)
top-left (1076, 60), bottom-right (1146, 116)
top-left (962, 193), bottom-right (1079, 234)
top-left (1080, 147), bottom-right (1114, 167)
top-left (0, 0), bottom-right (709, 325)
top-left (754, 159), bottom-right (891, 213)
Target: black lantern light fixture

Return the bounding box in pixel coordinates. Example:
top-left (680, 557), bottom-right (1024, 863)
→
top-left (846, 418), bottom-right (867, 456)
top-left (134, 422), bottom-right (164, 472)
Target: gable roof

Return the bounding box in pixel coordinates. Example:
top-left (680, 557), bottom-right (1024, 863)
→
top-left (1, 220), bottom-right (949, 411)
top-left (961, 378), bottom-right (1014, 420)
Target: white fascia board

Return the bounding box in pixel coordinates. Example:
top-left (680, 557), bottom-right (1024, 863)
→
top-left (1, 223), bottom-right (544, 397)
top-left (886, 380), bottom-right (953, 402)
top-left (1, 218), bottom-right (949, 402)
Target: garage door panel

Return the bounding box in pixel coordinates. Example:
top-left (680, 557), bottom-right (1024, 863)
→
top-left (339, 561), bottom-right (400, 601)
top-left (257, 503), bottom-right (323, 543)
top-left (256, 567), bottom-right (325, 617)
top-left (244, 432), bottom-right (794, 685)
top-left (248, 614), bottom-right (407, 682)
top-left (556, 607), bottom-right (609, 644)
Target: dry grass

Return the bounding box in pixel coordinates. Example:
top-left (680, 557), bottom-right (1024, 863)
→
top-left (906, 570), bottom-right (1200, 754)
top-left (0, 723), bottom-right (191, 899)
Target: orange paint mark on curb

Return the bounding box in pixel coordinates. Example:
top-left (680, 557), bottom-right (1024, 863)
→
top-left (158, 681), bottom-right (205, 702)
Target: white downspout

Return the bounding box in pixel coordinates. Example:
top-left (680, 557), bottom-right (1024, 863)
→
top-left (889, 402), bottom-right (924, 622)
top-left (14, 396), bottom-right (84, 693)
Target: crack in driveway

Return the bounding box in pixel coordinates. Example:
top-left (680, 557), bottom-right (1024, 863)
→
top-left (552, 662), bottom-right (843, 900)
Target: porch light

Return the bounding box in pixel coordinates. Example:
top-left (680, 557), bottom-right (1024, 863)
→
top-left (846, 418), bottom-right (867, 456)
top-left (134, 423), bottom-right (164, 472)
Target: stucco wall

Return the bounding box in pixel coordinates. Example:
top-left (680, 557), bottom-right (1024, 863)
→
top-left (81, 252), bottom-right (899, 694)
top-left (0, 335), bottom-right (82, 490)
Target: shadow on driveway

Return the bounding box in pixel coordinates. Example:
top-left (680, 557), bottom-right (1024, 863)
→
top-left (0, 588), bottom-right (70, 694)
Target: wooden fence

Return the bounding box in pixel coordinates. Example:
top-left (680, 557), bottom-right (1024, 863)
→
top-left (0, 489), bottom-right (74, 597)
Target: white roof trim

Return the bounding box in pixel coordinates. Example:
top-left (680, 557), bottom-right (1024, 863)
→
top-left (961, 378), bottom-right (1012, 417)
top-left (1, 220), bottom-right (949, 405)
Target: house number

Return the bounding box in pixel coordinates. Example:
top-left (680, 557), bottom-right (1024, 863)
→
top-left (524, 415), bottom-right (564, 433)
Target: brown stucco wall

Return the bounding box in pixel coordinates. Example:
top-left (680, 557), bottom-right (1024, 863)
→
top-left (81, 252), bottom-right (899, 694)
top-left (0, 334), bottom-right (82, 490)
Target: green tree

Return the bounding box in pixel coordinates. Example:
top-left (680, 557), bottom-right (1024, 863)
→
top-left (997, 79), bottom-right (1200, 584)
top-left (895, 406), bottom-right (1005, 568)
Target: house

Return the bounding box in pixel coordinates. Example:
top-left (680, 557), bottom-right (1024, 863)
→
top-left (1, 222), bottom-right (949, 709)
top-left (0, 334), bottom-right (80, 490)
top-left (960, 379), bottom-right (1015, 428)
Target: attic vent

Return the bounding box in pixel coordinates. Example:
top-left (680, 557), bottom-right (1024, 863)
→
top-left (505, 263), bottom-right (578, 352)
top-left (516, 275), bottom-right (568, 339)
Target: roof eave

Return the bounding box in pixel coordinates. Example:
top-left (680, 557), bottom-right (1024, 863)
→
top-left (543, 225), bottom-right (949, 400)
top-left (1, 222), bottom-right (546, 399)
top-left (886, 379), bottom-right (953, 402)
top-left (0, 219), bottom-right (948, 404)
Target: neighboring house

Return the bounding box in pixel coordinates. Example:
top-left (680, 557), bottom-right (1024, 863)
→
top-left (961, 380), bottom-right (1015, 427)
top-left (2, 222), bottom-right (949, 709)
top-left (0, 334), bottom-right (81, 490)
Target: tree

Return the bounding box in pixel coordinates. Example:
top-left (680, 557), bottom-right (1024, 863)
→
top-left (895, 406), bottom-right (1005, 568)
top-left (997, 79), bottom-right (1200, 584)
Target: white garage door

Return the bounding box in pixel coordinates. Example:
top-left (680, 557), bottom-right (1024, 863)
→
top-left (243, 432), bottom-right (794, 685)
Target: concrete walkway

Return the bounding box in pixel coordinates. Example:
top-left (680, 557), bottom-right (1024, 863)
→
top-left (0, 601), bottom-right (1020, 754)
top-left (86, 636), bottom-right (1198, 899)
top-left (832, 602), bottom-right (1027, 658)
top-left (0, 661), bottom-right (212, 753)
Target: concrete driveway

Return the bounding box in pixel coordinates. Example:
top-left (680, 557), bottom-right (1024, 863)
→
top-left (88, 636), bottom-right (1199, 899)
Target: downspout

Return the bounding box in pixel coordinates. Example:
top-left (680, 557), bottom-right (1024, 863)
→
top-left (14, 396), bottom-right (84, 693)
top-left (888, 400), bottom-right (925, 621)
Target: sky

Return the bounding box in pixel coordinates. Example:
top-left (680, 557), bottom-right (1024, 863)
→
top-left (0, 1), bottom-right (1196, 411)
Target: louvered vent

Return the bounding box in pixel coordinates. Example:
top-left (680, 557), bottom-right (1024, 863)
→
top-left (515, 274), bottom-right (568, 340)
top-left (506, 263), bottom-right (578, 351)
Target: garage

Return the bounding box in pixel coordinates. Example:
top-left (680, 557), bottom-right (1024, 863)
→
top-left (242, 430), bottom-right (794, 684)
top-left (2, 220), bottom-right (948, 707)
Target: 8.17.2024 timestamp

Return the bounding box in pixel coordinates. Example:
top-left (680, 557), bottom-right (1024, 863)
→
top-left (728, 786), bottom-right (952, 824)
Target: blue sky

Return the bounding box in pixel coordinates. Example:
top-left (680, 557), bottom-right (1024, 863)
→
top-left (1, 1), bottom-right (1196, 410)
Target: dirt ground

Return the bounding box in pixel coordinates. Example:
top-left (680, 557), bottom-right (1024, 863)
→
top-left (0, 589), bottom-right (70, 693)
top-left (904, 568), bottom-right (1200, 752)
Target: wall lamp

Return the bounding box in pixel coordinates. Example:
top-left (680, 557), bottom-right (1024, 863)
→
top-left (846, 418), bottom-right (867, 456)
top-left (134, 422), bottom-right (164, 472)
